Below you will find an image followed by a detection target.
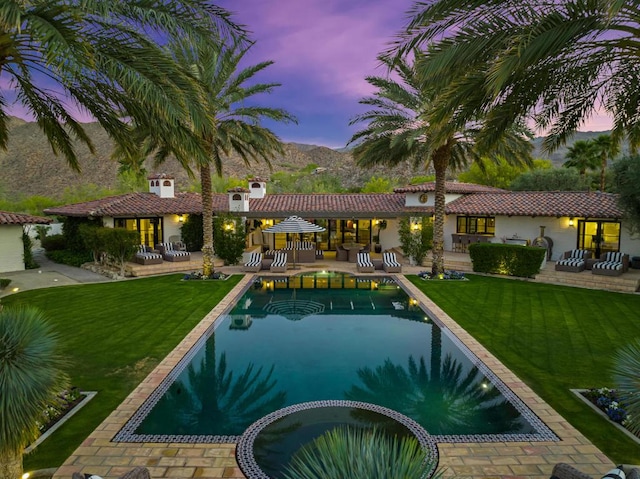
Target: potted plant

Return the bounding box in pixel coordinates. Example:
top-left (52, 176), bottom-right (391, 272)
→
top-left (373, 220), bottom-right (387, 253)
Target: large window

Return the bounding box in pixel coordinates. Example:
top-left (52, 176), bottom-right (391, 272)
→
top-left (114, 217), bottom-right (163, 246)
top-left (456, 216), bottom-right (495, 235)
top-left (577, 220), bottom-right (620, 257)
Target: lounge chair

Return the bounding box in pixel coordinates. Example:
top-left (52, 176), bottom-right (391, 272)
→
top-left (270, 251), bottom-right (288, 272)
top-left (555, 249), bottom-right (591, 273)
top-left (134, 245), bottom-right (163, 265)
top-left (592, 252), bottom-right (629, 276)
top-left (242, 252), bottom-right (263, 273)
top-left (357, 252), bottom-right (375, 273)
top-left (157, 242), bottom-right (191, 262)
top-left (549, 463), bottom-right (638, 479)
top-left (382, 251), bottom-right (402, 273)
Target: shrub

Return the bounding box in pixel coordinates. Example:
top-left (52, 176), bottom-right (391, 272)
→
top-left (79, 224), bottom-right (106, 263)
top-left (23, 232), bottom-right (38, 269)
top-left (101, 228), bottom-right (139, 276)
top-left (0, 278), bottom-right (11, 289)
top-left (41, 234), bottom-right (67, 252)
top-left (45, 250), bottom-right (93, 267)
top-left (398, 217), bottom-right (433, 266)
top-left (213, 215), bottom-right (246, 265)
top-left (469, 243), bottom-right (546, 278)
top-left (61, 217), bottom-right (102, 252)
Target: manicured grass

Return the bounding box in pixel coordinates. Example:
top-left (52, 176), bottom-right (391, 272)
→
top-left (408, 274), bottom-right (640, 465)
top-left (2, 274), bottom-right (242, 471)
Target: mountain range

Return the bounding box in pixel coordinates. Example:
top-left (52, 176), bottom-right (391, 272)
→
top-left (0, 117), bottom-right (613, 201)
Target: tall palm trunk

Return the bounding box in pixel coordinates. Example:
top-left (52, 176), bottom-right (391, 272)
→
top-left (431, 145), bottom-right (450, 276)
top-left (600, 152), bottom-right (606, 192)
top-left (0, 449), bottom-right (23, 479)
top-left (200, 164), bottom-right (215, 277)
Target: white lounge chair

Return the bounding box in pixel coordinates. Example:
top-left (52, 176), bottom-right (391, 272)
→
top-left (357, 252), bottom-right (375, 273)
top-left (242, 252), bottom-right (263, 272)
top-left (382, 252), bottom-right (402, 273)
top-left (270, 251), bottom-right (288, 272)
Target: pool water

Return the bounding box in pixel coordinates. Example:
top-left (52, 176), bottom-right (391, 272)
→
top-left (117, 272), bottom-right (557, 443)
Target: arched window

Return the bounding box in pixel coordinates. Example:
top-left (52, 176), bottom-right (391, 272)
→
top-left (251, 182), bottom-right (261, 189)
top-left (232, 193), bottom-right (242, 201)
top-left (163, 180), bottom-right (171, 186)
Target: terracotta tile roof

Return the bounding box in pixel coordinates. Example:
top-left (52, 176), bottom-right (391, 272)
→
top-left (445, 191), bottom-right (623, 218)
top-left (394, 181), bottom-right (506, 194)
top-left (247, 194), bottom-right (407, 218)
top-left (44, 193), bottom-right (207, 217)
top-left (0, 211), bottom-right (52, 225)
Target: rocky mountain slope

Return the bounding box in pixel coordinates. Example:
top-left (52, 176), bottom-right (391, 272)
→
top-left (0, 118), bottom-right (426, 200)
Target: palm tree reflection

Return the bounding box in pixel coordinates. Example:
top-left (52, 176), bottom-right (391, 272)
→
top-left (154, 343), bottom-right (286, 436)
top-left (345, 354), bottom-right (521, 435)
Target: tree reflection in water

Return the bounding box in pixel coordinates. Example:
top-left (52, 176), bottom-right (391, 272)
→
top-left (345, 354), bottom-right (521, 435)
top-left (151, 342), bottom-right (286, 436)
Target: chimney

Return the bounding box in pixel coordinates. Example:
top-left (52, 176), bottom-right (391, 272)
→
top-left (248, 177), bottom-right (268, 199)
top-left (148, 174), bottom-right (175, 198)
top-left (228, 187), bottom-right (250, 212)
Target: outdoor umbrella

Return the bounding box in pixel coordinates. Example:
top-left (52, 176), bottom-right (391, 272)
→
top-left (262, 216), bottom-right (326, 269)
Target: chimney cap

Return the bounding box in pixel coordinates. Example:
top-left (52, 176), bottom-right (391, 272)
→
top-left (228, 187), bottom-right (249, 193)
top-left (147, 173), bottom-right (174, 180)
top-left (248, 177), bottom-right (269, 182)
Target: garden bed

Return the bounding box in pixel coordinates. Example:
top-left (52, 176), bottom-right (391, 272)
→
top-left (25, 389), bottom-right (97, 453)
top-left (572, 388), bottom-right (640, 445)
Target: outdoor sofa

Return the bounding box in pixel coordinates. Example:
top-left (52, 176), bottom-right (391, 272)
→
top-left (157, 242), bottom-right (191, 262)
top-left (591, 252), bottom-right (629, 276)
top-left (134, 245), bottom-right (163, 265)
top-left (555, 249), bottom-right (592, 273)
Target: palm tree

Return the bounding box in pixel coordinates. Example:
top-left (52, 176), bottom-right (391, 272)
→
top-left (612, 338), bottom-right (640, 435)
top-left (0, 306), bottom-right (68, 479)
top-left (591, 134), bottom-right (620, 192)
top-left (119, 40), bottom-right (295, 276)
top-left (348, 54), bottom-right (532, 275)
top-left (390, 1), bottom-right (640, 152)
top-left (1, 0), bottom-right (242, 171)
top-left (563, 140), bottom-right (599, 178)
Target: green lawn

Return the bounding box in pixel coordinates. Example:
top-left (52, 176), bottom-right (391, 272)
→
top-left (6, 272), bottom-right (640, 470)
top-left (407, 274), bottom-right (640, 464)
top-left (2, 274), bottom-right (242, 471)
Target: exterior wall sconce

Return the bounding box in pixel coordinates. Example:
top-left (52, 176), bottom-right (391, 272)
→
top-left (178, 215), bottom-right (184, 223)
top-left (568, 217), bottom-right (574, 227)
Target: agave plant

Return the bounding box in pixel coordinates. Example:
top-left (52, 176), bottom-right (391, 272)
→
top-left (282, 426), bottom-right (441, 479)
top-left (612, 339), bottom-right (640, 435)
top-left (0, 306), bottom-right (68, 479)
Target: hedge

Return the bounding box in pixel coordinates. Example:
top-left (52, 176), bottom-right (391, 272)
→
top-left (468, 243), bottom-right (546, 278)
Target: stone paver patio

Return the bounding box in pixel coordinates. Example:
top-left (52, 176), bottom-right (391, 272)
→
top-left (53, 262), bottom-right (622, 479)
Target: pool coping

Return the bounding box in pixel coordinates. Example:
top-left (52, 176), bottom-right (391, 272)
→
top-left (54, 273), bottom-right (615, 479)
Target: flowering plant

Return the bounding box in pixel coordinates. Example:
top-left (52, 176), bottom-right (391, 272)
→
top-left (584, 387), bottom-right (631, 427)
top-left (183, 271), bottom-right (227, 280)
top-left (418, 270), bottom-right (466, 280)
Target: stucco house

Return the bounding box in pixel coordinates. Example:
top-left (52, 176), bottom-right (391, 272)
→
top-left (43, 175), bottom-right (640, 263)
top-left (0, 211), bottom-right (52, 273)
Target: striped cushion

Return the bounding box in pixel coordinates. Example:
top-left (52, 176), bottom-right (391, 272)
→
top-left (272, 252), bottom-right (287, 267)
top-left (357, 252), bottom-right (374, 267)
top-left (593, 261), bottom-right (623, 271)
top-left (556, 258), bottom-right (585, 267)
top-left (383, 252), bottom-right (401, 267)
top-left (244, 252), bottom-right (262, 267)
top-left (603, 252), bottom-right (623, 263)
top-left (165, 250), bottom-right (190, 257)
top-left (568, 249), bottom-right (587, 259)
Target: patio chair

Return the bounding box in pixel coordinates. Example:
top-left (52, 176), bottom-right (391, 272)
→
top-left (157, 242), bottom-right (191, 262)
top-left (242, 252), bottom-right (263, 272)
top-left (592, 252), bottom-right (629, 277)
top-left (357, 251), bottom-right (375, 273)
top-left (336, 245), bottom-right (348, 261)
top-left (555, 249), bottom-right (591, 273)
top-left (134, 245), bottom-right (163, 265)
top-left (382, 251), bottom-right (402, 273)
top-left (270, 251), bottom-right (288, 272)
top-left (549, 463), bottom-right (638, 479)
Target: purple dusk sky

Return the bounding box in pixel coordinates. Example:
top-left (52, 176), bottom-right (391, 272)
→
top-left (5, 0), bottom-right (612, 149)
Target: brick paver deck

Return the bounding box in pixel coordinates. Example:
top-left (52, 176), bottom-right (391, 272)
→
top-left (54, 257), bottom-right (625, 479)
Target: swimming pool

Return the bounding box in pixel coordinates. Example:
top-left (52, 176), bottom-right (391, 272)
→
top-left (115, 272), bottom-right (557, 444)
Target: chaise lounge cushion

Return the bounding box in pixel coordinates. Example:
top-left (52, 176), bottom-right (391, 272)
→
top-left (555, 249), bottom-right (591, 273)
top-left (134, 245), bottom-right (163, 265)
top-left (157, 242), bottom-right (191, 262)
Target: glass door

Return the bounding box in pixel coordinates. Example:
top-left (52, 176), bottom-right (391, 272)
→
top-left (577, 220), bottom-right (620, 258)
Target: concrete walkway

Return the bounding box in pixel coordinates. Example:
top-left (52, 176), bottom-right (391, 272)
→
top-left (0, 249), bottom-right (110, 298)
